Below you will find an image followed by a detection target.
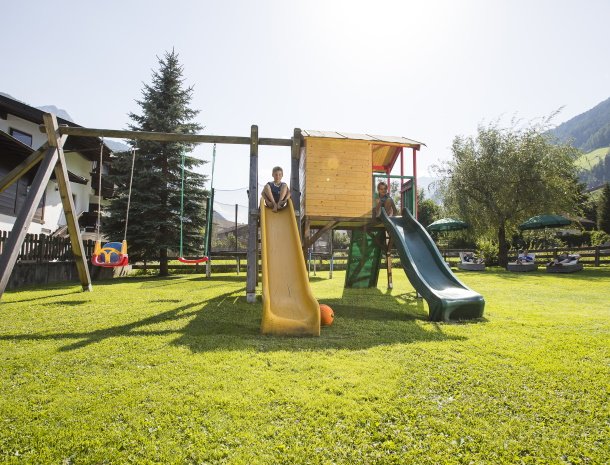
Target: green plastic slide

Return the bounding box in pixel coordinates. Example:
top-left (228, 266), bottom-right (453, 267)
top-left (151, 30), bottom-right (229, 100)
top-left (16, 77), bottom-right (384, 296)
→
top-left (381, 208), bottom-right (485, 321)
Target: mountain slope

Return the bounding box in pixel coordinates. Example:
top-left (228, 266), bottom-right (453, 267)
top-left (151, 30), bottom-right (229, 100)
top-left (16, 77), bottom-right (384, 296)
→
top-left (552, 97), bottom-right (610, 152)
top-left (575, 146), bottom-right (610, 171)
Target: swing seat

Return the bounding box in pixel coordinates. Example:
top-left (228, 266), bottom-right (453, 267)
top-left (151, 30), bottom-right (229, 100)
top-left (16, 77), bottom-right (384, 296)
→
top-left (177, 256), bottom-right (209, 264)
top-left (92, 240), bottom-right (129, 268)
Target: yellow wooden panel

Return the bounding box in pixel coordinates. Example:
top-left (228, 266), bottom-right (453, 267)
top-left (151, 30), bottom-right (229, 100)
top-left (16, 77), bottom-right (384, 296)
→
top-left (307, 191), bottom-right (370, 201)
top-left (303, 137), bottom-right (374, 218)
top-left (307, 191), bottom-right (370, 200)
top-left (308, 204), bottom-right (372, 218)
top-left (307, 159), bottom-right (370, 170)
top-left (306, 182), bottom-right (371, 192)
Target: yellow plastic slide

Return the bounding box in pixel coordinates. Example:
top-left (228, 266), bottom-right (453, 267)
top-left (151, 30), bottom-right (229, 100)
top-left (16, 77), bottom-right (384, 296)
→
top-left (260, 198), bottom-right (320, 336)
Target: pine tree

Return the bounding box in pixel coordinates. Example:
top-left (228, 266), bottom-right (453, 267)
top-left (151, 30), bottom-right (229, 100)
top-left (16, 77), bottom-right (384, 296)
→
top-left (103, 50), bottom-right (207, 275)
top-left (598, 182), bottom-right (610, 234)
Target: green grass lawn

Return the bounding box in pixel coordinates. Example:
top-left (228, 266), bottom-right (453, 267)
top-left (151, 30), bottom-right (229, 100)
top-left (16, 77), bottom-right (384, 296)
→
top-left (0, 268), bottom-right (608, 464)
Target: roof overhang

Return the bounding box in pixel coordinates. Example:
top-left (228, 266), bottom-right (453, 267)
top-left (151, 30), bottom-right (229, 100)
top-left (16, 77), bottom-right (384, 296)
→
top-left (302, 129), bottom-right (425, 150)
top-left (0, 130), bottom-right (88, 185)
top-left (0, 94), bottom-right (112, 161)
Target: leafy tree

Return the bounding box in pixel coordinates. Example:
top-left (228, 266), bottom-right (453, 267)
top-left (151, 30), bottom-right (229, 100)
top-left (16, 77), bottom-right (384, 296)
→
top-left (576, 182), bottom-right (598, 225)
top-left (582, 151), bottom-right (610, 188)
top-left (104, 50), bottom-right (207, 275)
top-left (417, 188), bottom-right (441, 228)
top-left (435, 119), bottom-right (580, 266)
top-left (598, 182), bottom-right (610, 234)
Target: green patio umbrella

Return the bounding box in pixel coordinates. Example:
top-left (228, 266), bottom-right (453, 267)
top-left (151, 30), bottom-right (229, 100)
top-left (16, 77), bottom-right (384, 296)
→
top-left (518, 214), bottom-right (571, 231)
top-left (427, 218), bottom-right (469, 232)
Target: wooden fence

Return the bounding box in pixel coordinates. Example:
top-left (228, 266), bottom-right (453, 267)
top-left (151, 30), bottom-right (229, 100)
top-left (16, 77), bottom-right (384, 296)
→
top-left (440, 246), bottom-right (610, 267)
top-left (0, 231), bottom-right (96, 262)
top-left (2, 230), bottom-right (608, 270)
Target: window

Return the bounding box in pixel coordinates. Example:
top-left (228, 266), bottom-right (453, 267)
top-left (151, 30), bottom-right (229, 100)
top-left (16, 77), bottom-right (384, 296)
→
top-left (0, 166), bottom-right (45, 222)
top-left (9, 128), bottom-right (33, 147)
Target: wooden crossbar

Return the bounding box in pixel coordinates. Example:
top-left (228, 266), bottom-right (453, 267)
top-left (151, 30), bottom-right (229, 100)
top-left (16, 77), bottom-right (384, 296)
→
top-left (39, 125), bottom-right (292, 146)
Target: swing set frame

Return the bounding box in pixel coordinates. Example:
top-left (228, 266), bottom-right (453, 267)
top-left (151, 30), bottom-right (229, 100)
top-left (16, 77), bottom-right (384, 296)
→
top-left (0, 116), bottom-right (299, 303)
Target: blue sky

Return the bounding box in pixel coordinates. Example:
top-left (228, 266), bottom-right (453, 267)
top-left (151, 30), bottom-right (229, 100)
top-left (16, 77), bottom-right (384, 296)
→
top-left (2, 0), bottom-right (609, 219)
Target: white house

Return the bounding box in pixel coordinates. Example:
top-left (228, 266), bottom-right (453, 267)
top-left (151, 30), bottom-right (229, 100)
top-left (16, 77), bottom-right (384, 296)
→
top-left (0, 93), bottom-right (112, 236)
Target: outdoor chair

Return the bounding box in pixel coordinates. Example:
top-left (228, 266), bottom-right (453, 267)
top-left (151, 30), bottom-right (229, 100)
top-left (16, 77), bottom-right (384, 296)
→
top-left (546, 254), bottom-right (583, 273)
top-left (457, 251), bottom-right (486, 271)
top-left (507, 252), bottom-right (537, 272)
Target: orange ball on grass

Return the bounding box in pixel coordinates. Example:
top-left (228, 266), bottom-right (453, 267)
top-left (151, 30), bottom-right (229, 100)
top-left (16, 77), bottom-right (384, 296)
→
top-left (319, 304), bottom-right (334, 326)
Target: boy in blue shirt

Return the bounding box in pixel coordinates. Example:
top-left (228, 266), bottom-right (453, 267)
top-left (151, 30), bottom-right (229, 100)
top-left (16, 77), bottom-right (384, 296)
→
top-left (262, 166), bottom-right (290, 212)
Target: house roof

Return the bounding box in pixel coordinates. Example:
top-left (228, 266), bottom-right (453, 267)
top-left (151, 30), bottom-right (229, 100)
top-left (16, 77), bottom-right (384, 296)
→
top-left (302, 130), bottom-right (425, 149)
top-left (0, 94), bottom-right (112, 161)
top-left (0, 130), bottom-right (88, 185)
top-left (0, 127), bottom-right (32, 160)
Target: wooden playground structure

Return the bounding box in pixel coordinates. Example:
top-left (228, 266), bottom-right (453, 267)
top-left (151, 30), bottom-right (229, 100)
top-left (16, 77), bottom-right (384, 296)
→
top-left (0, 115), bottom-right (423, 303)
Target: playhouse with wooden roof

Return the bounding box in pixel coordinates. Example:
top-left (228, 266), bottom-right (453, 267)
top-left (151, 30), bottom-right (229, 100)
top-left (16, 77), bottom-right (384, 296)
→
top-left (296, 130), bottom-right (424, 248)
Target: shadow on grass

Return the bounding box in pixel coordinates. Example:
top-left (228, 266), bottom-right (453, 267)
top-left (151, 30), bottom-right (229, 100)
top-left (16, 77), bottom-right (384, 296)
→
top-left (0, 300), bottom-right (208, 352)
top-left (478, 268), bottom-right (608, 282)
top-left (2, 290), bottom-right (83, 304)
top-left (1, 276), bottom-right (472, 353)
top-left (307, 276), bottom-right (329, 282)
top-left (173, 287), bottom-right (466, 353)
top-left (189, 275), bottom-right (246, 283)
top-left (52, 300), bottom-right (91, 307)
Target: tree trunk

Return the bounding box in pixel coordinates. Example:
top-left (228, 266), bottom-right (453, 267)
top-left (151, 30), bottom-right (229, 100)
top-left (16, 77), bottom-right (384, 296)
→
top-left (159, 247), bottom-right (169, 276)
top-left (497, 223), bottom-right (509, 267)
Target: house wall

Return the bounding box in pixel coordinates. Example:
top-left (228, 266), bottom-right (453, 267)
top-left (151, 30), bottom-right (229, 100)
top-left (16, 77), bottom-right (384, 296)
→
top-left (0, 113), bottom-right (94, 234)
top-left (302, 138), bottom-right (373, 218)
top-left (44, 152), bottom-right (92, 230)
top-left (0, 114), bottom-right (47, 148)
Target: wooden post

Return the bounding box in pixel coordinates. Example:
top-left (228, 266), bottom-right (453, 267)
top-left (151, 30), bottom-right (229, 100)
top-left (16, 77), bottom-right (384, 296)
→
top-left (329, 229), bottom-right (334, 279)
top-left (234, 203), bottom-right (239, 251)
top-left (386, 232), bottom-right (393, 290)
top-left (595, 246), bottom-right (600, 267)
top-left (44, 114), bottom-right (92, 292)
top-left (0, 145), bottom-right (60, 299)
top-left (302, 217), bottom-right (311, 258)
top-left (246, 125), bottom-right (259, 303)
top-left (290, 128), bottom-right (302, 215)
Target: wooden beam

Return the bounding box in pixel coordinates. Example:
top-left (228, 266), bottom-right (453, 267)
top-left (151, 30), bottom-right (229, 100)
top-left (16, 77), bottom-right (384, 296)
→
top-left (302, 217), bottom-right (311, 257)
top-left (0, 145), bottom-right (47, 193)
top-left (259, 138), bottom-right (292, 147)
top-left (302, 221), bottom-right (339, 250)
top-left (44, 114), bottom-right (92, 292)
top-left (43, 114), bottom-right (61, 147)
top-left (39, 125), bottom-right (291, 146)
top-left (0, 146), bottom-right (59, 299)
top-left (386, 231), bottom-right (393, 290)
top-left (246, 125), bottom-right (259, 303)
top-left (290, 128), bottom-right (302, 213)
